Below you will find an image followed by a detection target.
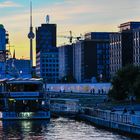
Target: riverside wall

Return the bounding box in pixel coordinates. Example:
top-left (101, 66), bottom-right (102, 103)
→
top-left (78, 108), bottom-right (140, 136)
top-left (46, 83), bottom-right (111, 94)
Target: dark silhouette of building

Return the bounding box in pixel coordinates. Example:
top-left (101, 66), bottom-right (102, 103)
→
top-left (110, 22), bottom-right (140, 77)
top-left (6, 58), bottom-right (31, 78)
top-left (73, 32), bottom-right (111, 83)
top-left (36, 16), bottom-right (59, 83)
top-left (58, 44), bottom-right (73, 81)
top-left (133, 28), bottom-right (140, 66)
top-left (0, 24), bottom-right (8, 78)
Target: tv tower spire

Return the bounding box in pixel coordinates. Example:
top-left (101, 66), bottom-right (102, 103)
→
top-left (28, 0), bottom-right (35, 69)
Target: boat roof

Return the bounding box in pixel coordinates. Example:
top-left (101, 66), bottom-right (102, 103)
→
top-left (0, 78), bottom-right (43, 84)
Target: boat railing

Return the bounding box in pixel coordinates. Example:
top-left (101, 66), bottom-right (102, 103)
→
top-left (3, 111), bottom-right (50, 118)
top-left (0, 91), bottom-right (50, 98)
top-left (0, 92), bottom-right (10, 98)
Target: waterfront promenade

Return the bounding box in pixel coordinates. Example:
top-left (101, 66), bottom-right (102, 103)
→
top-left (79, 107), bottom-right (140, 136)
top-left (50, 96), bottom-right (140, 136)
top-left (46, 83), bottom-right (111, 94)
top-left (48, 88), bottom-right (140, 137)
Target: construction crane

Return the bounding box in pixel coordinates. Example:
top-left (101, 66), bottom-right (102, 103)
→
top-left (58, 31), bottom-right (82, 44)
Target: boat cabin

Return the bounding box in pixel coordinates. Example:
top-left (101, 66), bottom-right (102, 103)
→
top-left (0, 78), bottom-right (49, 113)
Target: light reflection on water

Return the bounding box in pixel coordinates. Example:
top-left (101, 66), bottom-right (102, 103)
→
top-left (0, 117), bottom-right (138, 140)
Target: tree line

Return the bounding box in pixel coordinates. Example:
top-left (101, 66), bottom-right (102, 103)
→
top-left (109, 65), bottom-right (140, 100)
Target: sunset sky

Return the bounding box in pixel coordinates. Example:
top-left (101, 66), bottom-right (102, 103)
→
top-left (0, 0), bottom-right (140, 65)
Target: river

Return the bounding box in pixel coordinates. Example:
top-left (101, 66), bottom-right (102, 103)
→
top-left (0, 117), bottom-right (138, 140)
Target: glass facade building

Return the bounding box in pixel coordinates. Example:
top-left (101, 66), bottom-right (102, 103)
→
top-left (36, 23), bottom-right (59, 83)
top-left (73, 32), bottom-right (111, 83)
top-left (133, 28), bottom-right (140, 66)
top-left (0, 25), bottom-right (8, 78)
top-left (58, 44), bottom-right (73, 80)
top-left (110, 22), bottom-right (140, 78)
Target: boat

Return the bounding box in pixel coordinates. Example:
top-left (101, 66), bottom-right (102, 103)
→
top-left (50, 98), bottom-right (80, 118)
top-left (0, 78), bottom-right (50, 120)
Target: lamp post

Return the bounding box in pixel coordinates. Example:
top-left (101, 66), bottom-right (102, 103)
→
top-left (43, 78), bottom-right (47, 91)
top-left (99, 74), bottom-right (103, 82)
top-left (19, 70), bottom-right (22, 78)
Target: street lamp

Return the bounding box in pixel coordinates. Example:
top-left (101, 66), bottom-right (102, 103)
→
top-left (19, 70), bottom-right (22, 77)
top-left (99, 74), bottom-right (103, 82)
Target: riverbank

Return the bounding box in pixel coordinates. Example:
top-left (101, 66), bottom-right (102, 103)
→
top-left (76, 106), bottom-right (140, 137)
top-left (78, 114), bottom-right (140, 137)
top-left (49, 91), bottom-right (140, 137)
top-left (49, 91), bottom-right (107, 107)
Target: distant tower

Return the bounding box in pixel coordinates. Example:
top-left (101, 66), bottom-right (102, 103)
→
top-left (13, 49), bottom-right (15, 59)
top-left (28, 0), bottom-right (35, 68)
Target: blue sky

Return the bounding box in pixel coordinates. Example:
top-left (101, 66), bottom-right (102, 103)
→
top-left (0, 0), bottom-right (140, 64)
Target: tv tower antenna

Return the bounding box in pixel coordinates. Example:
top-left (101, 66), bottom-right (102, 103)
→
top-left (28, 0), bottom-right (35, 68)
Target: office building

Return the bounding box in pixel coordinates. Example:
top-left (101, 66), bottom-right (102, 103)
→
top-left (58, 44), bottom-right (73, 80)
top-left (36, 17), bottom-right (59, 83)
top-left (110, 22), bottom-right (140, 77)
top-left (133, 28), bottom-right (140, 66)
top-left (73, 32), bottom-right (110, 83)
top-left (0, 24), bottom-right (8, 78)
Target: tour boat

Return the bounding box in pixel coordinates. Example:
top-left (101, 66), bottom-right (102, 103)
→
top-left (0, 78), bottom-right (50, 120)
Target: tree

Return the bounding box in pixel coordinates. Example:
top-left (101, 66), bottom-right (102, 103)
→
top-left (60, 74), bottom-right (77, 83)
top-left (133, 75), bottom-right (140, 99)
top-left (108, 76), bottom-right (128, 100)
top-left (109, 65), bottom-right (140, 100)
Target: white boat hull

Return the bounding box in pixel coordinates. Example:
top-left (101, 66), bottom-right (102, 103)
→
top-left (0, 111), bottom-right (50, 120)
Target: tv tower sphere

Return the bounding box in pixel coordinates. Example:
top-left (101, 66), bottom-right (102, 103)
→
top-left (28, 30), bottom-right (35, 39)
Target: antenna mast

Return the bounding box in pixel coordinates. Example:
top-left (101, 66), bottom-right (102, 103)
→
top-left (28, 0), bottom-right (35, 70)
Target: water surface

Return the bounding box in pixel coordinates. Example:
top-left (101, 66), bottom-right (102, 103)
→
top-left (0, 117), bottom-right (138, 140)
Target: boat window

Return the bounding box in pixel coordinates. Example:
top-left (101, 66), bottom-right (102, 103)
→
top-left (8, 100), bottom-right (43, 112)
top-left (7, 84), bottom-right (43, 92)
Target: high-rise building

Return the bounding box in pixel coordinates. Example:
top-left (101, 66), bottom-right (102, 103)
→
top-left (0, 24), bottom-right (8, 78)
top-left (58, 44), bottom-right (73, 80)
top-left (110, 22), bottom-right (140, 77)
top-left (36, 17), bottom-right (59, 83)
top-left (0, 24), bottom-right (7, 51)
top-left (73, 32), bottom-right (111, 83)
top-left (133, 28), bottom-right (140, 66)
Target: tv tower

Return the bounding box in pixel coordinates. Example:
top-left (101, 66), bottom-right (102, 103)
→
top-left (28, 0), bottom-right (35, 69)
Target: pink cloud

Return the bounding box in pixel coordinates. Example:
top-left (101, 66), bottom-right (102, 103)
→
top-left (0, 1), bottom-right (22, 8)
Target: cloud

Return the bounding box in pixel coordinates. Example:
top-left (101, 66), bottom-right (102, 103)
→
top-left (1, 0), bottom-right (140, 29)
top-left (0, 1), bottom-right (22, 8)
top-left (1, 0), bottom-right (140, 60)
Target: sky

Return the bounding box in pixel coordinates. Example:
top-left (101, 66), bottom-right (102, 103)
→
top-left (1, 0), bottom-right (140, 65)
